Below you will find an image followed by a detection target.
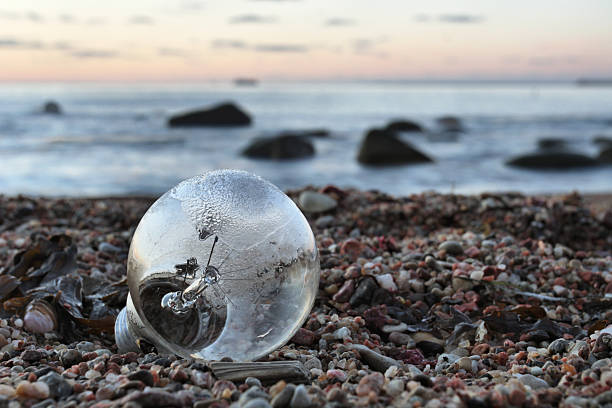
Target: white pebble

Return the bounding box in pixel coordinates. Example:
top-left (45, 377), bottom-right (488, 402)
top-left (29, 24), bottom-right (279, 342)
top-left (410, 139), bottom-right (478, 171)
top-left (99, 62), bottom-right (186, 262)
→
top-left (14, 319), bottom-right (23, 328)
top-left (85, 370), bottom-right (101, 379)
top-left (375, 273), bottom-right (398, 292)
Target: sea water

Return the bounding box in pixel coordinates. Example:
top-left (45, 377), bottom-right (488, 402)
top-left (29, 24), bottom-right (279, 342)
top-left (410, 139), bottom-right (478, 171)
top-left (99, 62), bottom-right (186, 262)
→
top-left (0, 80), bottom-right (610, 196)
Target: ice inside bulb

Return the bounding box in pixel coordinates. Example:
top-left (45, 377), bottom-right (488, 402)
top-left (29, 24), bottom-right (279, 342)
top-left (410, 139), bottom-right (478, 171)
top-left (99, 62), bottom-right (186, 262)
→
top-left (116, 170), bottom-right (320, 361)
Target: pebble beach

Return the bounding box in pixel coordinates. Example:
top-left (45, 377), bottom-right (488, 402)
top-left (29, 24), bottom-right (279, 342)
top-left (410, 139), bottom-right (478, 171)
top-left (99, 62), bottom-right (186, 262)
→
top-left (0, 189), bottom-right (611, 407)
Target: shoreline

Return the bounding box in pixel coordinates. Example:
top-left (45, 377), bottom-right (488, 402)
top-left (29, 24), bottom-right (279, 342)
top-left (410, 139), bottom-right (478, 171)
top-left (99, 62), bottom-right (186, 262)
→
top-left (0, 188), bottom-right (610, 406)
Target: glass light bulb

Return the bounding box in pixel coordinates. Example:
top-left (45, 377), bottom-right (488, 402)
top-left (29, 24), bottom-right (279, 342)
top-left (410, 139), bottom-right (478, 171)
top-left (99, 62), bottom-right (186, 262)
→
top-left (115, 170), bottom-right (320, 361)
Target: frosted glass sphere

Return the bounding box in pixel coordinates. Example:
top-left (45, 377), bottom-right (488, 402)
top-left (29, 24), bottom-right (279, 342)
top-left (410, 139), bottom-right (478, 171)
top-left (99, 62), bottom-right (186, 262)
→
top-left (120, 170), bottom-right (320, 361)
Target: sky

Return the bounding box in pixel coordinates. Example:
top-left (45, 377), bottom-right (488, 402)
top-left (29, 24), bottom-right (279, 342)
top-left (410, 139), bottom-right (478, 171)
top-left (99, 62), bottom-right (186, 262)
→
top-left (1, 0), bottom-right (612, 81)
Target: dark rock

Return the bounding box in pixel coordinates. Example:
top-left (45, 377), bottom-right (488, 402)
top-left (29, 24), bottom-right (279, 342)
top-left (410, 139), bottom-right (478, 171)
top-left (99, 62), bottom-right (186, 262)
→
top-left (385, 120), bottom-right (423, 133)
top-left (59, 349), bottom-right (81, 367)
top-left (598, 145), bottom-right (612, 163)
top-left (168, 102), bottom-right (251, 127)
top-left (244, 398), bottom-right (272, 408)
top-left (506, 152), bottom-right (599, 169)
top-left (349, 277), bottom-right (378, 307)
top-left (128, 369), bottom-right (155, 386)
top-left (593, 135), bottom-right (612, 146)
top-left (389, 332), bottom-right (416, 347)
top-left (537, 138), bottom-right (567, 150)
top-left (357, 128), bottom-right (433, 166)
top-left (417, 341), bottom-right (444, 357)
top-left (332, 280), bottom-right (355, 303)
top-left (271, 384), bottom-right (295, 408)
top-left (21, 349), bottom-right (44, 362)
top-left (43, 101), bottom-right (62, 115)
top-left (38, 371), bottom-right (72, 398)
top-left (289, 384), bottom-right (311, 408)
top-left (243, 135), bottom-right (314, 160)
top-left (436, 116), bottom-right (463, 132)
top-left (121, 390), bottom-right (181, 407)
top-left (438, 240), bottom-right (464, 255)
top-left (280, 129), bottom-right (330, 138)
top-left (350, 344), bottom-right (402, 373)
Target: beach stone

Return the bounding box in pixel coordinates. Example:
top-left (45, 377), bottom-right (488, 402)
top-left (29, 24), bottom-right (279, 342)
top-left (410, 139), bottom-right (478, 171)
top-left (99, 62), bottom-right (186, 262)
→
top-left (243, 398), bottom-right (272, 408)
top-left (21, 349), bottom-right (44, 362)
top-left (39, 371), bottom-right (72, 398)
top-left (351, 344), bottom-right (402, 373)
top-left (438, 240), bottom-right (463, 255)
top-left (239, 386), bottom-right (269, 406)
top-left (598, 145), bottom-right (612, 163)
top-left (76, 341), bottom-right (95, 353)
top-left (121, 390), bottom-right (181, 407)
top-left (43, 101), bottom-right (62, 114)
top-left (592, 358), bottom-right (612, 370)
top-left (245, 377), bottom-right (263, 388)
top-left (389, 332), bottom-right (416, 347)
top-left (356, 372), bottom-right (384, 396)
top-left (16, 381), bottom-right (50, 400)
top-left (0, 385), bottom-right (15, 398)
top-left (315, 215), bottom-right (335, 228)
top-left (384, 378), bottom-right (405, 397)
top-left (298, 191), bottom-right (337, 213)
top-left (375, 273), bottom-right (397, 292)
top-left (349, 277), bottom-right (378, 307)
top-left (304, 357), bottom-right (322, 371)
top-left (385, 119), bottom-right (423, 133)
top-left (271, 383), bottom-right (295, 408)
top-left (436, 116), bottom-right (463, 132)
top-left (518, 374), bottom-right (549, 390)
top-left (99, 242), bottom-right (121, 253)
top-left (289, 384), bottom-right (311, 408)
top-left (357, 128), bottom-right (433, 165)
top-left (563, 396), bottom-right (589, 407)
top-left (291, 328), bottom-right (316, 346)
top-left (506, 151), bottom-right (599, 169)
top-left (332, 280), bottom-right (355, 303)
top-left (548, 338), bottom-right (570, 355)
top-left (243, 135), bottom-right (315, 160)
top-left (59, 349), bottom-right (82, 367)
top-left (128, 369), bottom-right (154, 386)
top-left (168, 102), bottom-right (251, 127)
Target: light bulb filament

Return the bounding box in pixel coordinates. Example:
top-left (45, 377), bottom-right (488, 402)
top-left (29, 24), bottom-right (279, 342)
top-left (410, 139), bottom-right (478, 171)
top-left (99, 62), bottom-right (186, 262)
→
top-left (161, 235), bottom-right (231, 315)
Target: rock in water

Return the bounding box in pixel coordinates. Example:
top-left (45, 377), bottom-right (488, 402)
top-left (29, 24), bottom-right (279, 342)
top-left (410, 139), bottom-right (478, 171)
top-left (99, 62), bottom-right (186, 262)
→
top-left (598, 145), bottom-right (612, 163)
top-left (168, 102), bottom-right (251, 127)
top-left (242, 135), bottom-right (314, 159)
top-left (506, 152), bottom-right (599, 169)
top-left (298, 191), bottom-right (337, 213)
top-left (357, 129), bottom-right (433, 165)
top-left (436, 116), bottom-right (463, 132)
top-left (537, 137), bottom-right (567, 150)
top-left (43, 101), bottom-right (62, 114)
top-left (593, 135), bottom-right (612, 147)
top-left (385, 120), bottom-right (423, 133)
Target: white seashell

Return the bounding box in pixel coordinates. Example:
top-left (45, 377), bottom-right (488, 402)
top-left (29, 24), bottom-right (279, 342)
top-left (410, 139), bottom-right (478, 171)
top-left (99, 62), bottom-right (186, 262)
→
top-left (24, 300), bottom-right (57, 334)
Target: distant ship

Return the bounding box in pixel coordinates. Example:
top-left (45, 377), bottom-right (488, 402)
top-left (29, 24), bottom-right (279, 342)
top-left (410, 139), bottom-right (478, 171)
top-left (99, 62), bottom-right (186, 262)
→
top-left (234, 78), bottom-right (259, 87)
top-left (576, 78), bottom-right (612, 86)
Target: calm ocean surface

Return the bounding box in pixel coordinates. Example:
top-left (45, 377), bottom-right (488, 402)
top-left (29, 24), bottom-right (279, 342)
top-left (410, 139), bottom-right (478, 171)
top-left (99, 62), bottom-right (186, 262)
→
top-left (0, 81), bottom-right (610, 197)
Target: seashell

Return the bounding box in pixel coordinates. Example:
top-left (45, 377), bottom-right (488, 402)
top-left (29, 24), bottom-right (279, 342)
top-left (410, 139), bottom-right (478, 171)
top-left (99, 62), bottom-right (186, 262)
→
top-left (24, 299), bottom-right (58, 334)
